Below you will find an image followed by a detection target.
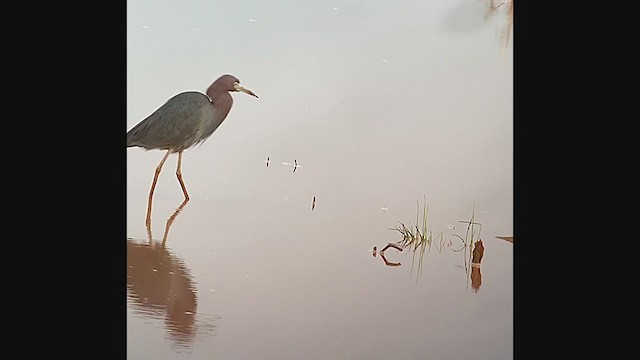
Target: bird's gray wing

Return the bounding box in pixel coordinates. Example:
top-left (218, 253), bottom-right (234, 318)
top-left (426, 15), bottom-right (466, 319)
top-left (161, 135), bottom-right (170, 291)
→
top-left (127, 92), bottom-right (211, 151)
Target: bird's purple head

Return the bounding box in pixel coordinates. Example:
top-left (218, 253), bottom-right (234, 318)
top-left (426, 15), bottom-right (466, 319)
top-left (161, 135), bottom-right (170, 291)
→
top-left (208, 74), bottom-right (258, 98)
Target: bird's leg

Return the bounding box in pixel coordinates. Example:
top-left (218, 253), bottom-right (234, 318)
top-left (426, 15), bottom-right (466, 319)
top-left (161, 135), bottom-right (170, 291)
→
top-left (146, 150), bottom-right (171, 234)
top-left (157, 152), bottom-right (191, 245)
top-left (176, 151), bottom-right (190, 202)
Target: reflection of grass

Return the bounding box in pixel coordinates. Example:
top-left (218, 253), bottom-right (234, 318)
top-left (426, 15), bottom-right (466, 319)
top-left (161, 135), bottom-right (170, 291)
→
top-left (459, 204), bottom-right (483, 275)
top-left (390, 196), bottom-right (439, 277)
top-left (389, 198), bottom-right (482, 279)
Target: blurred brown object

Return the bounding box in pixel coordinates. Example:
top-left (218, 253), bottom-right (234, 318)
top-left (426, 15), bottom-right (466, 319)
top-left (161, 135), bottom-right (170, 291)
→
top-left (471, 239), bottom-right (484, 292)
top-left (495, 236), bottom-right (513, 243)
top-left (472, 239), bottom-right (484, 263)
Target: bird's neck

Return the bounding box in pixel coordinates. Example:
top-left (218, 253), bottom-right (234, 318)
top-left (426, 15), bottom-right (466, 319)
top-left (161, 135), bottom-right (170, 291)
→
top-left (206, 88), bottom-right (233, 115)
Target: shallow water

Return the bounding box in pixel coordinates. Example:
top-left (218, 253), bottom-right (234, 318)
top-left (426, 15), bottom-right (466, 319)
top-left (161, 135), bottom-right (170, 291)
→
top-left (127, 0), bottom-right (513, 359)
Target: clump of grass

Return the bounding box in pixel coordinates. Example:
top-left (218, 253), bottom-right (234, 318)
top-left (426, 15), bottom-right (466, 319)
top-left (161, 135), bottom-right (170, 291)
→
top-left (389, 196), bottom-right (438, 277)
top-left (388, 197), bottom-right (482, 279)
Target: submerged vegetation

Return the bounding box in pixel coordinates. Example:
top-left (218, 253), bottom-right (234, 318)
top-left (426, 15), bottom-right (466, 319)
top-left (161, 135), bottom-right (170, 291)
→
top-left (387, 197), bottom-right (483, 280)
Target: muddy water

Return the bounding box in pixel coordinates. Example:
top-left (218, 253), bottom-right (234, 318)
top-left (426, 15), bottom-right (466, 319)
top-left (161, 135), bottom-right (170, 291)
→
top-left (127, 0), bottom-right (513, 359)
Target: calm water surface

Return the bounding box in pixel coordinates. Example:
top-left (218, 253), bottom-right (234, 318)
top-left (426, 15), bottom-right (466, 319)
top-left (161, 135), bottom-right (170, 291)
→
top-left (127, 0), bottom-right (513, 359)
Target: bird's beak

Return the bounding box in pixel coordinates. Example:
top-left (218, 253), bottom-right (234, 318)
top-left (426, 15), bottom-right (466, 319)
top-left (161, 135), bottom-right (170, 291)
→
top-left (234, 82), bottom-right (258, 98)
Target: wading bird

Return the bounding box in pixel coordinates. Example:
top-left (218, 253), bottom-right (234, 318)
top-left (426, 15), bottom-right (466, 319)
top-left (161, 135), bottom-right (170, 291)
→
top-left (127, 74), bottom-right (258, 230)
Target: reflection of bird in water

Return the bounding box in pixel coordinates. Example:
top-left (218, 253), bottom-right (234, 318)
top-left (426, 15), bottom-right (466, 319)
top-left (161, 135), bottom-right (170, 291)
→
top-left (127, 75), bottom-right (258, 234)
top-left (126, 238), bottom-right (199, 349)
top-left (156, 198), bottom-right (189, 244)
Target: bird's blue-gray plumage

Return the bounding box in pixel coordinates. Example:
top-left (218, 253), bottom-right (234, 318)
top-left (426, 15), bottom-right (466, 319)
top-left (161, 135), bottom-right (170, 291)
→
top-left (127, 92), bottom-right (224, 152)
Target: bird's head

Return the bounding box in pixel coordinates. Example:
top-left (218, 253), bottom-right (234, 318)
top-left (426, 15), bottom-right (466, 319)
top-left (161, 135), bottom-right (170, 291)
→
top-left (215, 74), bottom-right (258, 98)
